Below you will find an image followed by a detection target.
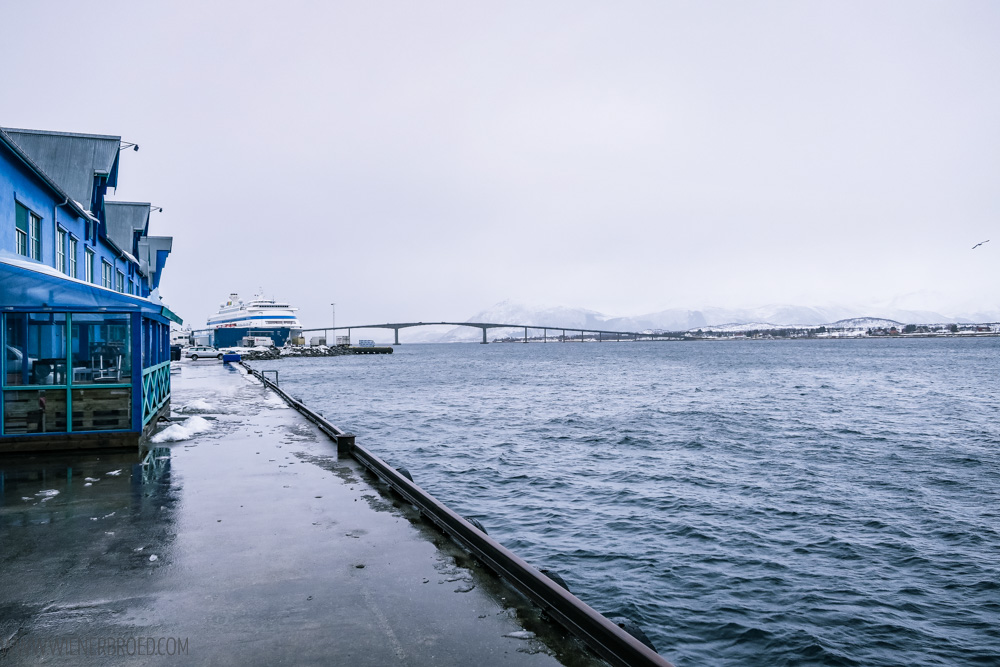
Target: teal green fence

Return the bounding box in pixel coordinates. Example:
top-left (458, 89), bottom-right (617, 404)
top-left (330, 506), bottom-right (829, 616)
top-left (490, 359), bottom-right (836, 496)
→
top-left (142, 361), bottom-right (171, 426)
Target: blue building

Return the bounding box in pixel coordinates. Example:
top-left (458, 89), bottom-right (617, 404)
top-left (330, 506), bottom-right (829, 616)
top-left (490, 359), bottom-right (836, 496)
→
top-left (0, 127), bottom-right (179, 452)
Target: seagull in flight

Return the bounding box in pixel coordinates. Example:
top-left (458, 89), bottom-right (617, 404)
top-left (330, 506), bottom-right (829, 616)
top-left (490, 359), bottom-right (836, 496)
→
top-left (972, 240), bottom-right (990, 249)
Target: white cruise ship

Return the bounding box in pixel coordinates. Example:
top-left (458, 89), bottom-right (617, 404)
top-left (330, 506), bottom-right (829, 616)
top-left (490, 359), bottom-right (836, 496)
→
top-left (207, 293), bottom-right (303, 347)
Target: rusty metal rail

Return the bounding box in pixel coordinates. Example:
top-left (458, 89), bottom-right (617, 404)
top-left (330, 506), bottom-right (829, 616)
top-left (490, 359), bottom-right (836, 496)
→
top-left (241, 362), bottom-right (673, 667)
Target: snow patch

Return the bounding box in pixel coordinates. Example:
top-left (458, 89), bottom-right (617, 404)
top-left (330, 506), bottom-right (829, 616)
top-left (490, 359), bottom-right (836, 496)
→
top-left (178, 399), bottom-right (216, 413)
top-left (264, 394), bottom-right (289, 409)
top-left (106, 469), bottom-right (123, 476)
top-left (504, 631), bottom-right (536, 640)
top-left (151, 416), bottom-right (213, 443)
top-left (36, 489), bottom-right (60, 498)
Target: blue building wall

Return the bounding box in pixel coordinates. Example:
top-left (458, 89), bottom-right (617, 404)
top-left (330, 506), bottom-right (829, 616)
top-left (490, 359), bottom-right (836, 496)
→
top-left (0, 145), bottom-right (156, 297)
top-left (0, 130), bottom-right (177, 451)
top-left (0, 147), bottom-right (88, 264)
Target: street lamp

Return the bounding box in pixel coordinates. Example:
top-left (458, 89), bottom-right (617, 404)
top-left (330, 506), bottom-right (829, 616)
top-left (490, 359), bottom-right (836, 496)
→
top-left (331, 303), bottom-right (335, 345)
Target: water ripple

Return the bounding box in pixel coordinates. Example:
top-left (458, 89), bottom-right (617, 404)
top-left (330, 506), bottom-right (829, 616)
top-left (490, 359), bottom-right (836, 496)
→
top-left (257, 338), bottom-right (1000, 665)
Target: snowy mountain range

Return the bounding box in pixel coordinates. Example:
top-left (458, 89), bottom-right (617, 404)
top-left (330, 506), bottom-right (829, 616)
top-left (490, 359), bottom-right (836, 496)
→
top-left (397, 300), bottom-right (1000, 343)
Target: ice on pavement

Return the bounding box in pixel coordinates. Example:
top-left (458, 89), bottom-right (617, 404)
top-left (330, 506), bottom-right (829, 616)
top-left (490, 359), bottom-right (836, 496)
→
top-left (178, 399), bottom-right (216, 413)
top-left (151, 416), bottom-right (213, 443)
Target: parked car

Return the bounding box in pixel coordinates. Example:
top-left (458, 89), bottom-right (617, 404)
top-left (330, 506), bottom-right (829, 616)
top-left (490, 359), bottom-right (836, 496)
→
top-left (185, 346), bottom-right (223, 360)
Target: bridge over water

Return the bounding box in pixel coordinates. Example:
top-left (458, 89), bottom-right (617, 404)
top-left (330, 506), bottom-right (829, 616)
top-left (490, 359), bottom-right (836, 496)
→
top-left (300, 321), bottom-right (676, 345)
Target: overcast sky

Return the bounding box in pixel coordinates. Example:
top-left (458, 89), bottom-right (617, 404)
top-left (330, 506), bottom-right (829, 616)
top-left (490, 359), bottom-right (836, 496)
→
top-left (2, 1), bottom-right (998, 327)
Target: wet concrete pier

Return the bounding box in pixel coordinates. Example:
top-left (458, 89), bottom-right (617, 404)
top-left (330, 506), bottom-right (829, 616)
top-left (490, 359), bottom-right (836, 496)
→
top-left (0, 361), bottom-right (605, 666)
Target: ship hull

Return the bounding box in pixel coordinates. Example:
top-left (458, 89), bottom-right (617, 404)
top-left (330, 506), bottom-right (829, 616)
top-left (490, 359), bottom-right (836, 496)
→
top-left (212, 326), bottom-right (299, 348)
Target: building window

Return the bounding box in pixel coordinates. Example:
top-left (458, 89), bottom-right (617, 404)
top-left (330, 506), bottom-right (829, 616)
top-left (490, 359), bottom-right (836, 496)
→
top-left (70, 312), bottom-right (132, 385)
top-left (69, 237), bottom-right (78, 277)
top-left (57, 229), bottom-right (66, 273)
top-left (102, 261), bottom-right (113, 289)
top-left (116, 270), bottom-right (125, 293)
top-left (4, 313), bottom-right (68, 387)
top-left (14, 202), bottom-right (41, 259)
top-left (15, 203), bottom-right (29, 255)
top-left (85, 248), bottom-right (94, 283)
top-left (30, 212), bottom-right (41, 260)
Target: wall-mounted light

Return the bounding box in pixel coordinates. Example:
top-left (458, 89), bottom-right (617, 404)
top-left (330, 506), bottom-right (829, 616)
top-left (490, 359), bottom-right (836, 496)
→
top-left (119, 141), bottom-right (139, 152)
top-left (150, 205), bottom-right (164, 213)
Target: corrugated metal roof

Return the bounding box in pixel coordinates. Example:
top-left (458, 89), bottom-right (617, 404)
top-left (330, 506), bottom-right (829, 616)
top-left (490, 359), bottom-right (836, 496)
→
top-left (138, 236), bottom-right (173, 289)
top-left (0, 129), bottom-right (92, 221)
top-left (104, 201), bottom-right (150, 254)
top-left (1, 127), bottom-right (121, 207)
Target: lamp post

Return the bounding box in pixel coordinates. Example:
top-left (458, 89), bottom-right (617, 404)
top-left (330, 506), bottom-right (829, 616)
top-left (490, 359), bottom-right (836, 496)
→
top-left (331, 303), bottom-right (336, 346)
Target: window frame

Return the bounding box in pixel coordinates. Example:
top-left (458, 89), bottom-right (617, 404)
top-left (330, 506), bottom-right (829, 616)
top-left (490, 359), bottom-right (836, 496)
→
top-left (68, 236), bottom-right (78, 278)
top-left (101, 260), bottom-right (113, 289)
top-left (29, 212), bottom-right (41, 260)
top-left (56, 228), bottom-right (66, 274)
top-left (85, 248), bottom-right (94, 283)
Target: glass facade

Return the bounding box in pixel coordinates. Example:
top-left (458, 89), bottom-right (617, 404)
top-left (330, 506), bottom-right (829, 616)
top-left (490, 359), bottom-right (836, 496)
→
top-left (71, 313), bottom-right (131, 384)
top-left (1, 312), bottom-right (148, 436)
top-left (5, 313), bottom-right (68, 386)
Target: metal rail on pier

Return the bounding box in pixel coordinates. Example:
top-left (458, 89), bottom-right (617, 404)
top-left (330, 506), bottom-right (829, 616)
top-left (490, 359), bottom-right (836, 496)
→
top-left (241, 362), bottom-right (672, 667)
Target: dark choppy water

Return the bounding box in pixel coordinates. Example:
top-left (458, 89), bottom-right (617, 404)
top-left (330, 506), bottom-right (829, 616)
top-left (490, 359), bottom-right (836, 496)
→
top-left (256, 339), bottom-right (1000, 665)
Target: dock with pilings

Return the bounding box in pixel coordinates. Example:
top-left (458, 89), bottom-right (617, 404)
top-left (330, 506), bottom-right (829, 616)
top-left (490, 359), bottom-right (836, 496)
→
top-left (242, 361), bottom-right (672, 667)
top-left (0, 359), bottom-right (672, 666)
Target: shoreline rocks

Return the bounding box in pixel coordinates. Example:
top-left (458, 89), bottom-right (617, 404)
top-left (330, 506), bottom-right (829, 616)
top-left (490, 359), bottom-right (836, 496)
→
top-left (232, 345), bottom-right (352, 361)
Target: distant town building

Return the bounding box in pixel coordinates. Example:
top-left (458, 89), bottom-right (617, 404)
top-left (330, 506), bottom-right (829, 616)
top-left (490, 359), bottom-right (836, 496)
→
top-left (0, 127), bottom-right (179, 452)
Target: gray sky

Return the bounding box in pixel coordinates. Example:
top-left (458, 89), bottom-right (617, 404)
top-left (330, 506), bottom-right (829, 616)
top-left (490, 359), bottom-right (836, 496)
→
top-left (2, 1), bottom-right (998, 328)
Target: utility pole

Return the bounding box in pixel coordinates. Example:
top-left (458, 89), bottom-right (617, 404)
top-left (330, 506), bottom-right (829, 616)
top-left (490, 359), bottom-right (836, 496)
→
top-left (331, 303), bottom-right (336, 345)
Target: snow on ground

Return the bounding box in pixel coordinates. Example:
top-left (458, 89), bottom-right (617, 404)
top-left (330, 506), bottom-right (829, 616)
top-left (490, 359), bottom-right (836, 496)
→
top-left (263, 393), bottom-right (289, 409)
top-left (151, 416), bottom-right (213, 443)
top-left (177, 399), bottom-right (216, 413)
top-left (217, 346), bottom-right (272, 354)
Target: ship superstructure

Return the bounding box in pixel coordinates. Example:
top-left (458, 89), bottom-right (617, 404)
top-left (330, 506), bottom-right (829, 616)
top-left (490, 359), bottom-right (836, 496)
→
top-left (207, 293), bottom-right (302, 347)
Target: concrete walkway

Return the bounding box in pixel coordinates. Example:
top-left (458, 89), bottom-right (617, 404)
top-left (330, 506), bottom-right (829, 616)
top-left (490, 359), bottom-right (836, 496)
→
top-left (0, 361), bottom-right (605, 666)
